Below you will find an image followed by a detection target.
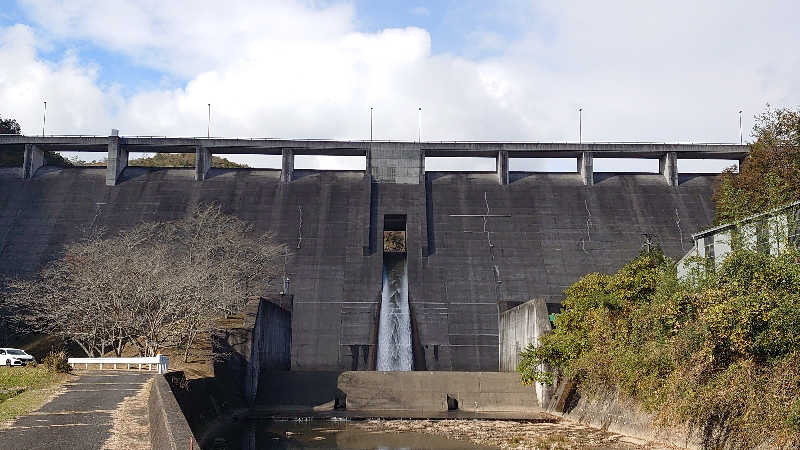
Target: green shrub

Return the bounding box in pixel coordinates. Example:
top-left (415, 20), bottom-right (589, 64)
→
top-left (520, 247), bottom-right (800, 448)
top-left (41, 351), bottom-right (71, 373)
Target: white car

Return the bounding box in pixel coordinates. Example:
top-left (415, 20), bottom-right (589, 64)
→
top-left (0, 348), bottom-right (36, 366)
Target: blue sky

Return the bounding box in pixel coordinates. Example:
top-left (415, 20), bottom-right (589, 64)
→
top-left (0, 1), bottom-right (798, 168)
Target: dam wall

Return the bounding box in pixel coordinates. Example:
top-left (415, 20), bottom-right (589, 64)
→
top-left (0, 137), bottom-right (746, 371)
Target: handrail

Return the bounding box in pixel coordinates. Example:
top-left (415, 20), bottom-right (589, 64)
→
top-left (68, 355), bottom-right (168, 374)
top-left (0, 134), bottom-right (746, 146)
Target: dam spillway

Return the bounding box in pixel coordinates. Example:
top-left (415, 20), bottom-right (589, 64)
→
top-left (377, 253), bottom-right (412, 371)
top-left (0, 137), bottom-right (749, 371)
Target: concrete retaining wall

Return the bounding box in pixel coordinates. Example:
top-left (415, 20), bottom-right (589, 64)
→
top-left (148, 375), bottom-right (198, 450)
top-left (499, 298), bottom-right (551, 371)
top-left (213, 297), bottom-right (291, 404)
top-left (549, 384), bottom-right (699, 449)
top-left (256, 370), bottom-right (542, 413)
top-left (498, 298), bottom-right (553, 406)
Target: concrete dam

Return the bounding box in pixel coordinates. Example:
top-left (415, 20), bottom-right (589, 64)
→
top-left (0, 135), bottom-right (748, 372)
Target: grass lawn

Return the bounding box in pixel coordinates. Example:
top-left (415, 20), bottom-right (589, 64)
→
top-left (0, 366), bottom-right (72, 422)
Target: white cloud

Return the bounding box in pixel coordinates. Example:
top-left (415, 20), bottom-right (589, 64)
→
top-left (1, 0), bottom-right (799, 170)
top-left (0, 24), bottom-right (119, 136)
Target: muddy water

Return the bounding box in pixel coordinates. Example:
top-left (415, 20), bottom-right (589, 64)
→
top-left (213, 419), bottom-right (492, 449)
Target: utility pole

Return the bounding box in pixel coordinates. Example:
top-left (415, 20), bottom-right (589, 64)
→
top-left (578, 108), bottom-right (582, 143)
top-left (42, 101), bottom-right (47, 136)
top-left (207, 103), bottom-right (211, 139)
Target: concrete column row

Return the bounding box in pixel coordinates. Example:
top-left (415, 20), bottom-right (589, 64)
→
top-left (575, 151), bottom-right (678, 187)
top-left (27, 141), bottom-right (682, 188)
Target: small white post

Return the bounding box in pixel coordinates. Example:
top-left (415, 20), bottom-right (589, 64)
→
top-left (86, 363), bottom-right (88, 369)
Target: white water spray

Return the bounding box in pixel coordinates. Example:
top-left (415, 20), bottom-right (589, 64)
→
top-left (377, 254), bottom-right (412, 371)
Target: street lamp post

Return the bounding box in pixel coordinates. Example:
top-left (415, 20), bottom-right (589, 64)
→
top-left (418, 107), bottom-right (422, 143)
top-left (739, 110), bottom-right (743, 145)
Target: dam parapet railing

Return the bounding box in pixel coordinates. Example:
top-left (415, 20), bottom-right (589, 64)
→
top-left (0, 134), bottom-right (749, 186)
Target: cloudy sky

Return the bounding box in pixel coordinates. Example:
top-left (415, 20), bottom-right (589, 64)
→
top-left (1, 1), bottom-right (798, 170)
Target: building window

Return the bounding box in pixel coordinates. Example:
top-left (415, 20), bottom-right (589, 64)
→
top-left (789, 207), bottom-right (800, 248)
top-left (704, 236), bottom-right (715, 266)
top-left (755, 219), bottom-right (772, 255)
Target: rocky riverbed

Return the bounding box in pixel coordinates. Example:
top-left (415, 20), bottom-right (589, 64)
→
top-left (354, 418), bottom-right (673, 449)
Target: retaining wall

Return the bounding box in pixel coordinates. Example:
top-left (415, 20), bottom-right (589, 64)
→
top-left (148, 374), bottom-right (198, 450)
top-left (548, 383), bottom-right (700, 449)
top-left (256, 370), bottom-right (542, 413)
top-left (213, 297), bottom-right (291, 404)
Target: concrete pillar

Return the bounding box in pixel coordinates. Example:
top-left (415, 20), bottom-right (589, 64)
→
top-left (365, 145), bottom-right (372, 180)
top-left (659, 152), bottom-right (678, 186)
top-left (496, 150), bottom-right (509, 185)
top-left (195, 146), bottom-right (211, 181)
top-left (578, 151), bottom-right (593, 186)
top-left (418, 148), bottom-right (426, 184)
top-left (105, 136), bottom-right (128, 186)
top-left (281, 148), bottom-right (294, 183)
top-left (22, 144), bottom-right (45, 179)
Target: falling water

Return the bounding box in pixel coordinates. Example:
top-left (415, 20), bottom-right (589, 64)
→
top-left (376, 253), bottom-right (412, 371)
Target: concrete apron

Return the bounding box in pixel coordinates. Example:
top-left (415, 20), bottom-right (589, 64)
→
top-left (251, 370), bottom-right (549, 420)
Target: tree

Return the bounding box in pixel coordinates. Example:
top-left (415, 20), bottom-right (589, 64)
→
top-left (0, 116), bottom-right (21, 135)
top-left (0, 114), bottom-right (76, 167)
top-left (714, 106), bottom-right (800, 224)
top-left (6, 205), bottom-right (286, 360)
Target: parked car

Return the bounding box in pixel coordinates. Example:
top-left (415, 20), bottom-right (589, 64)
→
top-left (0, 348), bottom-right (36, 366)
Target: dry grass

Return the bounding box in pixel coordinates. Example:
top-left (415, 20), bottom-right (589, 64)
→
top-left (102, 378), bottom-right (152, 450)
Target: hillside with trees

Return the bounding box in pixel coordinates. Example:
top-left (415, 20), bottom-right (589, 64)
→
top-left (714, 106), bottom-right (800, 224)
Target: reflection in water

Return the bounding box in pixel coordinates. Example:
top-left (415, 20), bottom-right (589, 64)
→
top-left (377, 253), bottom-right (412, 371)
top-left (215, 419), bottom-right (489, 449)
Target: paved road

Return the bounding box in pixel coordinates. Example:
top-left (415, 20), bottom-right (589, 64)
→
top-left (0, 371), bottom-right (152, 450)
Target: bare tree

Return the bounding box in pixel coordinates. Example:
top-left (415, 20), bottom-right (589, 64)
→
top-left (6, 204), bottom-right (286, 360)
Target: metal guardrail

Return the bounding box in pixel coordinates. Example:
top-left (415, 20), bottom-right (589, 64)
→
top-left (0, 134), bottom-right (745, 145)
top-left (68, 355), bottom-right (168, 374)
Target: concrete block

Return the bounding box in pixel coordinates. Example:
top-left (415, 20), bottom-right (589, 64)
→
top-left (22, 144), bottom-right (45, 179)
top-left (105, 136), bottom-right (128, 186)
top-left (195, 145), bottom-right (211, 181)
top-left (280, 149), bottom-right (294, 183)
top-left (578, 152), bottom-right (593, 186)
top-left (496, 151), bottom-right (509, 185)
top-left (659, 152), bottom-right (678, 186)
